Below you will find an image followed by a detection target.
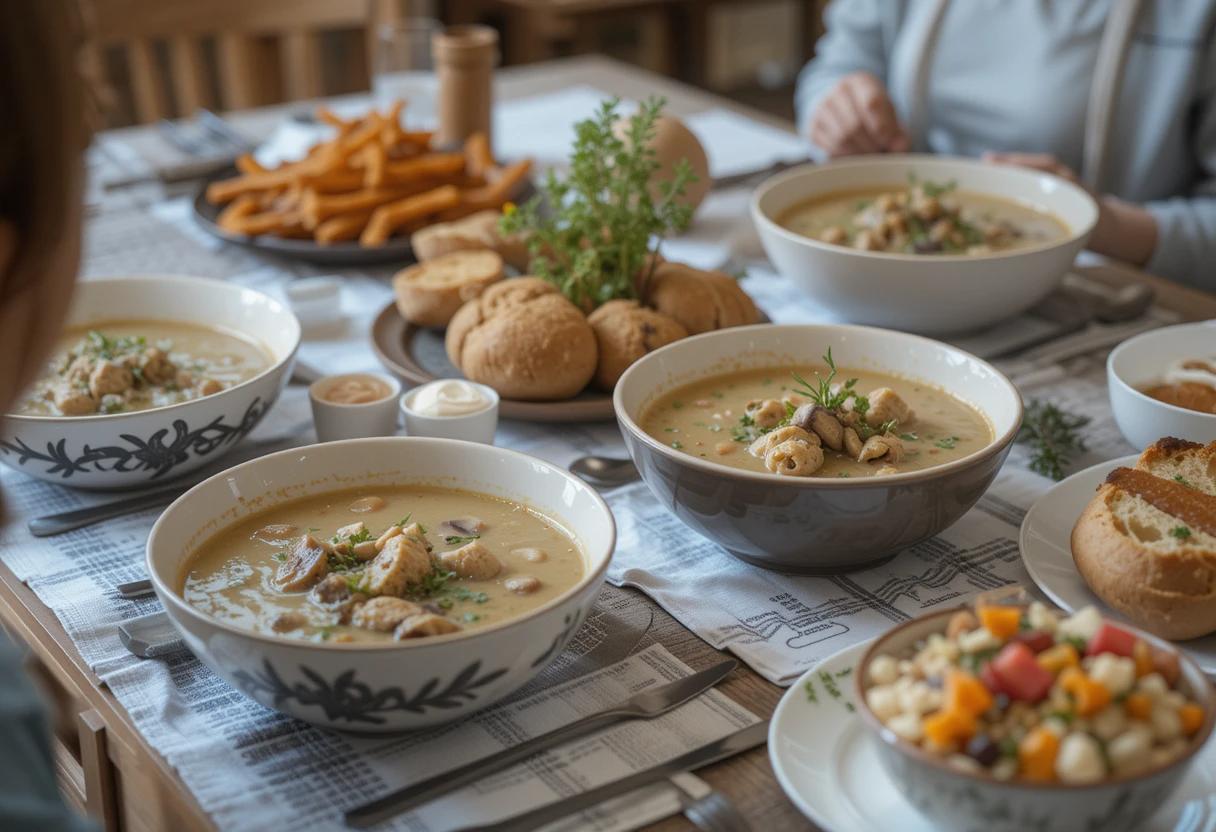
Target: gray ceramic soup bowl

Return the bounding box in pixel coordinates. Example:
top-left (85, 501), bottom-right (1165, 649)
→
top-left (613, 324), bottom-right (1022, 573)
top-left (855, 606), bottom-right (1216, 832)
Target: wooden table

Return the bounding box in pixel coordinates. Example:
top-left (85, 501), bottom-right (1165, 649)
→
top-left (4, 54), bottom-right (1215, 832)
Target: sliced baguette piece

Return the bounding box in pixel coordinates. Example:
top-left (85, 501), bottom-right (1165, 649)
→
top-left (1071, 460), bottom-right (1216, 640)
top-left (392, 249), bottom-right (504, 329)
top-left (1135, 437), bottom-right (1216, 495)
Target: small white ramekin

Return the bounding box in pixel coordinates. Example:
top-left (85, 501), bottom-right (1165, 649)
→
top-left (399, 381), bottom-right (499, 444)
top-left (1108, 321), bottom-right (1216, 450)
top-left (308, 372), bottom-right (402, 442)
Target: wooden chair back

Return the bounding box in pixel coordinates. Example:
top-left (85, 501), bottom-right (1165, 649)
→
top-left (83, 0), bottom-right (411, 124)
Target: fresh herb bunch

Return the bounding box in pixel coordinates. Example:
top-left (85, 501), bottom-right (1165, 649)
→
top-left (790, 349), bottom-right (866, 413)
top-left (1017, 399), bottom-right (1090, 481)
top-left (499, 96), bottom-right (697, 309)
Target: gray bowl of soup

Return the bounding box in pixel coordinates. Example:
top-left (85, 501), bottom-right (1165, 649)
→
top-left (1, 275), bottom-right (299, 489)
top-left (147, 436), bottom-right (615, 732)
top-left (614, 324), bottom-right (1022, 573)
top-left (751, 155), bottom-right (1098, 335)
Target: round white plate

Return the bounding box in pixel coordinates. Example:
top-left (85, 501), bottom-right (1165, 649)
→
top-left (1019, 455), bottom-right (1216, 674)
top-left (768, 639), bottom-right (1216, 832)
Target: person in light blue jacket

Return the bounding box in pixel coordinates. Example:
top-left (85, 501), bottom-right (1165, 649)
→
top-left (795, 0), bottom-right (1216, 289)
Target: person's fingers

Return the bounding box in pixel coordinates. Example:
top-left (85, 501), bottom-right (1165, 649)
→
top-left (887, 129), bottom-right (911, 153)
top-left (843, 76), bottom-right (903, 151)
top-left (823, 92), bottom-right (880, 154)
top-left (812, 95), bottom-right (868, 156)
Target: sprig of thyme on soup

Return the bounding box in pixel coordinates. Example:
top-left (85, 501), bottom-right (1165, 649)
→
top-left (639, 351), bottom-right (991, 478)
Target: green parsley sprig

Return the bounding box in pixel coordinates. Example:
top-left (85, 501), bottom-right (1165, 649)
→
top-left (500, 96), bottom-right (696, 309)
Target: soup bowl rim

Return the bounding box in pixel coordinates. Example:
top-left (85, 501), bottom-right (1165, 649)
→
top-left (854, 603), bottom-right (1216, 792)
top-left (614, 322), bottom-right (1023, 488)
top-left (750, 153), bottom-right (1099, 264)
top-left (1107, 321), bottom-right (1216, 424)
top-left (146, 435), bottom-right (616, 652)
top-left (6, 274), bottom-right (301, 423)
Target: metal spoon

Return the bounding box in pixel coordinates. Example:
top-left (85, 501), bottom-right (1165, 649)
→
top-left (568, 455), bottom-right (639, 487)
top-left (1060, 276), bottom-right (1154, 323)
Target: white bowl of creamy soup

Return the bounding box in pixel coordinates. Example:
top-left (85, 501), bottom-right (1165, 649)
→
top-left (1108, 321), bottom-right (1216, 450)
top-left (146, 436), bottom-right (614, 731)
top-left (615, 323), bottom-right (1022, 572)
top-left (1, 275), bottom-right (299, 489)
top-left (752, 155), bottom-right (1098, 335)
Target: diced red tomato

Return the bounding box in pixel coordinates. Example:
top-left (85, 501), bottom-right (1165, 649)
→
top-left (990, 642), bottom-right (1054, 702)
top-left (1011, 630), bottom-right (1054, 653)
top-left (980, 662), bottom-right (1005, 694)
top-left (1087, 622), bottom-right (1137, 658)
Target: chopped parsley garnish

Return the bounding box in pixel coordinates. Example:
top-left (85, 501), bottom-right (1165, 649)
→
top-left (452, 587), bottom-right (489, 604)
top-left (327, 550), bottom-right (363, 572)
top-left (271, 551), bottom-right (288, 562)
top-left (935, 436), bottom-right (959, 450)
top-left (731, 412), bottom-right (763, 443)
top-left (900, 432), bottom-right (919, 441)
top-left (1170, 526), bottom-right (1193, 540)
top-left (1060, 635), bottom-right (1088, 654)
top-left (463, 612), bottom-right (481, 623)
top-left (331, 527), bottom-right (374, 546)
top-left (83, 330), bottom-right (146, 361)
top-left (671, 440), bottom-right (683, 450)
top-left (444, 534), bottom-right (481, 546)
top-left (396, 514), bottom-right (412, 528)
top-left (406, 568), bottom-right (456, 599)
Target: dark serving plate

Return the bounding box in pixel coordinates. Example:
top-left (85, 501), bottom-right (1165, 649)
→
top-left (370, 301), bottom-right (615, 423)
top-left (192, 166), bottom-right (536, 268)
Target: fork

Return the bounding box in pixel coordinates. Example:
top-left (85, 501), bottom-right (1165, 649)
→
top-left (1174, 794), bottom-right (1216, 832)
top-left (680, 788), bottom-right (753, 832)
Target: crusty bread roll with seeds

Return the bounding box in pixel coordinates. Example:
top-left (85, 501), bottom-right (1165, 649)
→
top-left (392, 249), bottom-right (504, 328)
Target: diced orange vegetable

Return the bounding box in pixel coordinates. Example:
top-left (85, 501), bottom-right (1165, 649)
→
top-left (922, 708), bottom-right (976, 748)
top-left (1124, 692), bottom-right (1152, 721)
top-left (945, 670), bottom-right (994, 716)
top-left (1060, 667), bottom-right (1112, 716)
top-left (1132, 639), bottom-right (1154, 678)
top-left (1180, 703), bottom-right (1205, 736)
top-left (978, 605), bottom-right (1022, 640)
top-left (1037, 643), bottom-right (1079, 674)
top-left (1018, 727), bottom-right (1060, 781)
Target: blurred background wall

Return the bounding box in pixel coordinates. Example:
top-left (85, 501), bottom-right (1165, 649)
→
top-left (84, 0), bottom-right (827, 127)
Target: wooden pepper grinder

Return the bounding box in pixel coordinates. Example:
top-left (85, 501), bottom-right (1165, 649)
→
top-left (432, 25), bottom-right (499, 148)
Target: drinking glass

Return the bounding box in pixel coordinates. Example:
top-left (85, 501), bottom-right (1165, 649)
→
top-left (371, 18), bottom-right (442, 129)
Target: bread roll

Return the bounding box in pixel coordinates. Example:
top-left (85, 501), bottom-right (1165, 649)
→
top-left (642, 261), bottom-right (760, 335)
top-left (1071, 439), bottom-right (1216, 640)
top-left (586, 300), bottom-right (687, 391)
top-left (392, 249), bottom-right (504, 329)
top-left (410, 209), bottom-right (531, 271)
top-left (445, 277), bottom-right (597, 400)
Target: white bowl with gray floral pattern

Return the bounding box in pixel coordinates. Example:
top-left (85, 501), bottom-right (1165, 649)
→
top-left (0, 275), bottom-right (299, 490)
top-left (146, 436), bottom-right (616, 732)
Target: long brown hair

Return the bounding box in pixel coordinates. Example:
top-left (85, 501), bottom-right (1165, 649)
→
top-left (0, 0), bottom-right (93, 408)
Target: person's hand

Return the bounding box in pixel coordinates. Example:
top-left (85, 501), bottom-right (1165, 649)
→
top-left (983, 152), bottom-right (1157, 267)
top-left (808, 72), bottom-right (910, 158)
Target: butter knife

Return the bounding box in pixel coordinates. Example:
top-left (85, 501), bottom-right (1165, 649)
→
top-left (447, 720), bottom-right (769, 832)
top-left (343, 659), bottom-right (738, 828)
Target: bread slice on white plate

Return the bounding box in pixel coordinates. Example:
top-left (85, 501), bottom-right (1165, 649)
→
top-left (1135, 436), bottom-right (1216, 495)
top-left (392, 249), bottom-right (504, 329)
top-left (1071, 438), bottom-right (1216, 640)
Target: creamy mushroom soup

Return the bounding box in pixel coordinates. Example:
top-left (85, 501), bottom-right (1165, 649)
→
top-left (779, 180), bottom-right (1068, 255)
top-left (639, 355), bottom-right (992, 478)
top-left (182, 485), bottom-right (584, 644)
top-left (16, 320), bottom-right (272, 416)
